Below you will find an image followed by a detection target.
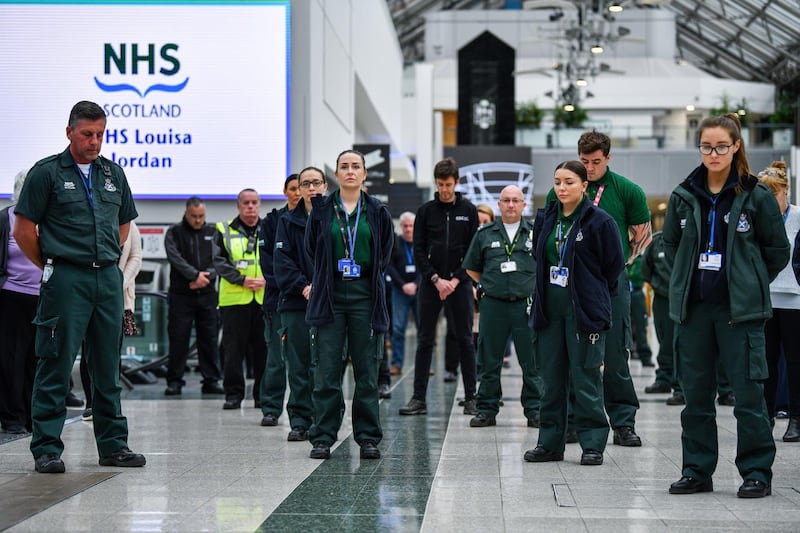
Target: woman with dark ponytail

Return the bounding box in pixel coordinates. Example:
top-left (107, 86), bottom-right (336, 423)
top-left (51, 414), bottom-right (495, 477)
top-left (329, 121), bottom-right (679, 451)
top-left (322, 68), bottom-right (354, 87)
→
top-left (662, 113), bottom-right (790, 498)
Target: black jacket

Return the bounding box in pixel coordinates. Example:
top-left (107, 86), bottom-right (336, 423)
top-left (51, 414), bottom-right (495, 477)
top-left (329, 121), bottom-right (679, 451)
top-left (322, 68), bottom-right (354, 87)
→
top-left (413, 192), bottom-right (478, 285)
top-left (641, 232), bottom-right (670, 298)
top-left (304, 192), bottom-right (393, 331)
top-left (531, 197), bottom-right (625, 332)
top-left (259, 206), bottom-right (287, 311)
top-left (387, 235), bottom-right (419, 290)
top-left (165, 218), bottom-right (219, 295)
top-left (274, 203), bottom-right (313, 313)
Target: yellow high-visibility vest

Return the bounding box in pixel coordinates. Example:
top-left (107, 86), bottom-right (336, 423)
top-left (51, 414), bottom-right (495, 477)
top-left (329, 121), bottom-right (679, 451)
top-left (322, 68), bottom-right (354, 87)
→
top-left (216, 220), bottom-right (264, 306)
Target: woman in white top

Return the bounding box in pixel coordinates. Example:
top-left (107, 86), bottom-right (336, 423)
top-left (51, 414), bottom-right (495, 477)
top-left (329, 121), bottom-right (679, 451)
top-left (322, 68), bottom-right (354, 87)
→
top-left (758, 161), bottom-right (800, 441)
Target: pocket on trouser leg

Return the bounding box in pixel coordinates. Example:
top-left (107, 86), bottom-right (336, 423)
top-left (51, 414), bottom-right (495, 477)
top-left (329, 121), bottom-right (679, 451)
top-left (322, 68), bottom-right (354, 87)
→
top-left (278, 326), bottom-right (288, 362)
top-left (370, 332), bottom-right (385, 361)
top-left (746, 330), bottom-right (768, 380)
top-left (309, 327), bottom-right (319, 366)
top-left (33, 316), bottom-right (60, 359)
top-left (579, 331), bottom-right (606, 369)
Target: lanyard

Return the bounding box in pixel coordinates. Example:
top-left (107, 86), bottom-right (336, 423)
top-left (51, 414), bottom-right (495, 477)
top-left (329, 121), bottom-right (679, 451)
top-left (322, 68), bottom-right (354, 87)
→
top-left (504, 226), bottom-right (521, 259)
top-left (592, 185), bottom-right (605, 207)
top-left (707, 196), bottom-right (719, 252)
top-left (76, 164), bottom-right (93, 209)
top-left (784, 204), bottom-right (791, 224)
top-left (403, 240), bottom-right (414, 265)
top-left (556, 220), bottom-right (574, 268)
top-left (334, 193), bottom-right (362, 259)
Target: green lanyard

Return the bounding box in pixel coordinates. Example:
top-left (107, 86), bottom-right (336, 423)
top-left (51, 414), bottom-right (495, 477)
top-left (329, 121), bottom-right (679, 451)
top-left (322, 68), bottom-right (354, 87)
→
top-left (503, 226), bottom-right (521, 259)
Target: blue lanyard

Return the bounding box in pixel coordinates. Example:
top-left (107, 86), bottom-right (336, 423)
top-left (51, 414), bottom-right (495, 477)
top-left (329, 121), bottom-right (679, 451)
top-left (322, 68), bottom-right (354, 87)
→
top-left (403, 240), bottom-right (414, 265)
top-left (338, 193), bottom-right (362, 259)
top-left (556, 220), bottom-right (573, 269)
top-left (707, 196), bottom-right (718, 252)
top-left (76, 164), bottom-right (93, 209)
top-left (784, 204), bottom-right (791, 224)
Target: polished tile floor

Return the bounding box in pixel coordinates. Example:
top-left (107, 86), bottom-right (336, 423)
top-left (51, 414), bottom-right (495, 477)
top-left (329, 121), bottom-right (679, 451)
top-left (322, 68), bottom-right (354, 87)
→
top-left (2, 331), bottom-right (800, 532)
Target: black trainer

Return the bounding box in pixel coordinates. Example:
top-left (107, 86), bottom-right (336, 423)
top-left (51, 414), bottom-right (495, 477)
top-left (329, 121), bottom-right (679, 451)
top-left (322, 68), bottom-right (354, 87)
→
top-left (613, 426), bottom-right (642, 447)
top-left (469, 412), bottom-right (496, 427)
top-left (287, 427), bottom-right (308, 441)
top-left (360, 441), bottom-right (381, 459)
top-left (523, 446), bottom-right (564, 462)
top-left (35, 453), bottom-right (65, 473)
top-left (261, 414), bottom-right (279, 426)
top-left (99, 447), bottom-right (146, 467)
top-left (310, 442), bottom-right (331, 459)
top-left (669, 476), bottom-right (713, 494)
top-left (399, 398), bottom-right (427, 416)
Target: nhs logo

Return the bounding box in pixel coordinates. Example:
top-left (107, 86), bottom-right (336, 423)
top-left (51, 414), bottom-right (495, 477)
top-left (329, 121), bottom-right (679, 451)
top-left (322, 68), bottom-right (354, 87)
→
top-left (95, 43), bottom-right (189, 98)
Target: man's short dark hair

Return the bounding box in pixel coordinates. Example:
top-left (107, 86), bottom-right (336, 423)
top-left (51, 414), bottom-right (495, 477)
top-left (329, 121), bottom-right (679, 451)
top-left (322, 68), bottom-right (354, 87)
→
top-left (577, 130), bottom-right (611, 157)
top-left (185, 196), bottom-right (204, 208)
top-left (433, 157), bottom-right (459, 181)
top-left (68, 101), bottom-right (106, 129)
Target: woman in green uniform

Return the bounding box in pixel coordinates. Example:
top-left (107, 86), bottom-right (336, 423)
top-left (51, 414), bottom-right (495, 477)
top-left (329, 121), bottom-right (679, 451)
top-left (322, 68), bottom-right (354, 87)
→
top-left (304, 150), bottom-right (393, 460)
top-left (663, 113), bottom-right (789, 498)
top-left (524, 161), bottom-right (624, 466)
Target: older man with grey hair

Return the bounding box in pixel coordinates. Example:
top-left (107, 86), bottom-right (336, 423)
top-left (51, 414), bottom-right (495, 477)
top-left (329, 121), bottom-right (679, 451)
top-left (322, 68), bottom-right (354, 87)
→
top-left (386, 211), bottom-right (418, 376)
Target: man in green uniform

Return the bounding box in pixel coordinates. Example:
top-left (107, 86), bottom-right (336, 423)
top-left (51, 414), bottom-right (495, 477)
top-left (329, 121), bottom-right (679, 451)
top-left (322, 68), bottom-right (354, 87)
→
top-left (14, 100), bottom-right (145, 473)
top-left (463, 185), bottom-right (541, 427)
top-left (546, 131), bottom-right (652, 446)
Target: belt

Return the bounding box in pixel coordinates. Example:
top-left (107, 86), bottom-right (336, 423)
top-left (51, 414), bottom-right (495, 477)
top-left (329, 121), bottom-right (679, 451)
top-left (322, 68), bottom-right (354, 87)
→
top-left (487, 294), bottom-right (526, 303)
top-left (55, 258), bottom-right (118, 269)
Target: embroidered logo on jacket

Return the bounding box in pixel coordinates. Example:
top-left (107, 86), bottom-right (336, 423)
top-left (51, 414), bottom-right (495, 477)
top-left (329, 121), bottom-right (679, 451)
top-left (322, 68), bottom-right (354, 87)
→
top-left (736, 213), bottom-right (751, 232)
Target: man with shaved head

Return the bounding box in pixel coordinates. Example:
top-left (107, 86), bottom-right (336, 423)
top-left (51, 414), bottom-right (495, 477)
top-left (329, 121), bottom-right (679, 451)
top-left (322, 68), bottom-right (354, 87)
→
top-left (462, 185), bottom-right (542, 428)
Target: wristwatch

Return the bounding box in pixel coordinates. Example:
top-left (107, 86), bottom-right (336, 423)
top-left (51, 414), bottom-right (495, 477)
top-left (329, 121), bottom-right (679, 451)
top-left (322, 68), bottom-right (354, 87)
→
top-left (431, 274), bottom-right (440, 284)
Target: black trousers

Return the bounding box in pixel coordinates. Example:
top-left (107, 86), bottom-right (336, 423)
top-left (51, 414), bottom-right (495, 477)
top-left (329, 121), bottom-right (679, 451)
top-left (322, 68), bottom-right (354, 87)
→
top-left (0, 289), bottom-right (37, 431)
top-left (222, 300), bottom-right (267, 402)
top-left (764, 308), bottom-right (800, 418)
top-left (412, 280), bottom-right (476, 400)
top-left (166, 291), bottom-right (222, 386)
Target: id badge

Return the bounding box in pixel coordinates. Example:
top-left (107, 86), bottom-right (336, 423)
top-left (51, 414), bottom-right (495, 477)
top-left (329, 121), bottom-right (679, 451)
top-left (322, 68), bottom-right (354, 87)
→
top-left (42, 263), bottom-right (54, 283)
top-left (549, 266), bottom-right (569, 287)
top-left (236, 260), bottom-right (248, 270)
top-left (500, 261), bottom-right (518, 273)
top-left (698, 252), bottom-right (722, 271)
top-left (405, 265), bottom-right (416, 274)
top-left (343, 263), bottom-right (361, 278)
top-left (338, 258), bottom-right (353, 272)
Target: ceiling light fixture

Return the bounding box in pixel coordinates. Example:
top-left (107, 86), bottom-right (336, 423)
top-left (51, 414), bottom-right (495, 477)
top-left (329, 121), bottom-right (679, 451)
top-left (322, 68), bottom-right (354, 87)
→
top-left (576, 78), bottom-right (588, 87)
top-left (590, 43), bottom-right (604, 54)
top-left (608, 3), bottom-right (623, 13)
top-left (563, 103), bottom-right (576, 112)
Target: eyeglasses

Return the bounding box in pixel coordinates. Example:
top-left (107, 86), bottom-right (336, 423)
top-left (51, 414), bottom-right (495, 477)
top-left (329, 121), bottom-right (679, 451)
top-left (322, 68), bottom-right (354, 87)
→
top-left (299, 179), bottom-right (325, 189)
top-left (758, 169), bottom-right (785, 179)
top-left (698, 144), bottom-right (733, 156)
top-left (499, 198), bottom-right (524, 204)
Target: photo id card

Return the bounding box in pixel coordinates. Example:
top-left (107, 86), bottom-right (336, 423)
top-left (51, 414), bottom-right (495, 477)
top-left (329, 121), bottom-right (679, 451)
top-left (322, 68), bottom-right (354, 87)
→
top-left (698, 252), bottom-right (722, 271)
top-left (343, 263), bottom-right (362, 279)
top-left (338, 258), bottom-right (353, 272)
top-left (549, 265), bottom-right (569, 287)
top-left (500, 261), bottom-right (518, 273)
top-left (405, 265), bottom-right (416, 273)
top-left (236, 260), bottom-right (249, 270)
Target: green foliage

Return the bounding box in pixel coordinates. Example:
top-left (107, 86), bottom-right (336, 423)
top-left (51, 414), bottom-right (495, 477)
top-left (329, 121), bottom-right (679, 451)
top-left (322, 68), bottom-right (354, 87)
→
top-left (768, 91), bottom-right (796, 125)
top-left (515, 100), bottom-right (545, 128)
top-left (552, 104), bottom-right (588, 129)
top-left (709, 93), bottom-right (749, 127)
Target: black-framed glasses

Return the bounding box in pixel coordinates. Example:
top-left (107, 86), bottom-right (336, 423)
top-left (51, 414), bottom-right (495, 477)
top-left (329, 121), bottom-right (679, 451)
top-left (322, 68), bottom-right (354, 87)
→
top-left (699, 144), bottom-right (733, 156)
top-left (299, 179), bottom-right (325, 189)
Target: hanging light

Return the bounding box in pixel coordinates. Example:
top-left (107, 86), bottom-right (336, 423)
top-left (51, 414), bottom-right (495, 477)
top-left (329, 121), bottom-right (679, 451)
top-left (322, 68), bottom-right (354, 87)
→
top-left (563, 103), bottom-right (576, 112)
top-left (686, 104), bottom-right (696, 112)
top-left (576, 78), bottom-right (588, 87)
top-left (590, 43), bottom-right (604, 54)
top-left (608, 3), bottom-right (623, 13)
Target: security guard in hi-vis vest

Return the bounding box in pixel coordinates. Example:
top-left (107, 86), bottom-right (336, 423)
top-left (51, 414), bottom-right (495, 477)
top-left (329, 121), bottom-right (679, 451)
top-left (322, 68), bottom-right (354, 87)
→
top-left (214, 189), bottom-right (267, 410)
top-left (14, 100), bottom-right (145, 473)
top-left (463, 185), bottom-right (542, 428)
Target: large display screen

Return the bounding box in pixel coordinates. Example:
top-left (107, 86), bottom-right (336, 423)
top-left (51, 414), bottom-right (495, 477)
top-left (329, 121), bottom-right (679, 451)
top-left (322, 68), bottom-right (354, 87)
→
top-left (0, 1), bottom-right (289, 199)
